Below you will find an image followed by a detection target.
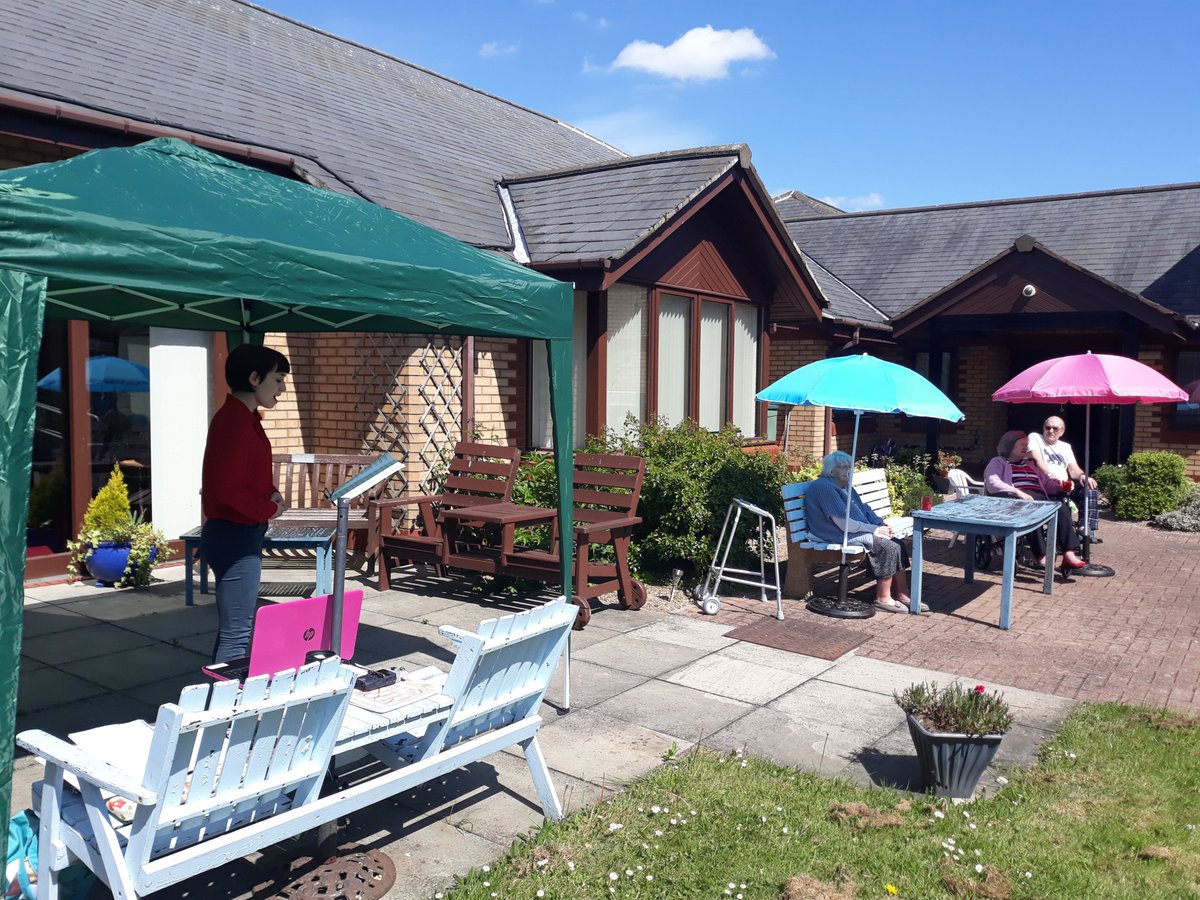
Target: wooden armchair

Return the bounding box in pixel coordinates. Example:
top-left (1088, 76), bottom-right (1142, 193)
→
top-left (372, 441), bottom-right (521, 590)
top-left (502, 452), bottom-right (647, 628)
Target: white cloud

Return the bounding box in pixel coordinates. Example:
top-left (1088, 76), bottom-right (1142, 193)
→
top-left (819, 192), bottom-right (886, 212)
top-left (611, 25), bottom-right (773, 81)
top-left (573, 108), bottom-right (712, 156)
top-left (480, 41), bottom-right (518, 58)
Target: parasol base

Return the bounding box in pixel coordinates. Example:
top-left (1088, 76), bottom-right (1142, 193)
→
top-left (806, 594), bottom-right (875, 619)
top-left (1075, 563), bottom-right (1116, 578)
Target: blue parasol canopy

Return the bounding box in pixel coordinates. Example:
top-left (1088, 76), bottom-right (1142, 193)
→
top-left (37, 355), bottom-right (150, 393)
top-left (757, 353), bottom-right (964, 608)
top-left (756, 353), bottom-right (964, 420)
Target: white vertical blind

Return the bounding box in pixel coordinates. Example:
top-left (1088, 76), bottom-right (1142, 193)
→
top-left (530, 292), bottom-right (587, 448)
top-left (657, 294), bottom-right (691, 426)
top-left (605, 283), bottom-right (647, 435)
top-left (698, 300), bottom-right (727, 430)
top-left (731, 304), bottom-right (758, 435)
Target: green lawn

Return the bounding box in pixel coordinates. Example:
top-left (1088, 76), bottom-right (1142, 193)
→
top-left (440, 703), bottom-right (1199, 899)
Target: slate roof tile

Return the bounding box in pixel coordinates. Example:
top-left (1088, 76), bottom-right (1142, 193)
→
top-left (780, 185), bottom-right (1200, 318)
top-left (0, 0), bottom-right (624, 248)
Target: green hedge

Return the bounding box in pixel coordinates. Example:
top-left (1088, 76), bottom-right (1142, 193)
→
top-left (1097, 451), bottom-right (1192, 520)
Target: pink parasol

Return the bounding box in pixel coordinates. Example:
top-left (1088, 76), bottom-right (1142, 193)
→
top-left (992, 351), bottom-right (1188, 577)
top-left (992, 352), bottom-right (1187, 405)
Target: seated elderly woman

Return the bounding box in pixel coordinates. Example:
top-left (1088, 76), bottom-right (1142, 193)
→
top-left (805, 451), bottom-right (925, 614)
top-left (984, 429), bottom-right (1085, 570)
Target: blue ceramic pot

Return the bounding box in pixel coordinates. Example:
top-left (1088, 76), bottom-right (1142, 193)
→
top-left (84, 542), bottom-right (132, 585)
top-left (906, 713), bottom-right (1004, 799)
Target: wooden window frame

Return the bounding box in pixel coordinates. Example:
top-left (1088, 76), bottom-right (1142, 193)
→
top-left (648, 288), bottom-right (762, 435)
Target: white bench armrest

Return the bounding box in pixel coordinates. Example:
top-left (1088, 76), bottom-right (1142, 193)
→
top-left (17, 729), bottom-right (157, 804)
top-left (438, 625), bottom-right (471, 646)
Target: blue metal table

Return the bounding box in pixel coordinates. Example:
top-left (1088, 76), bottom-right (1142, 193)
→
top-left (910, 495), bottom-right (1060, 629)
top-left (181, 524), bottom-right (335, 605)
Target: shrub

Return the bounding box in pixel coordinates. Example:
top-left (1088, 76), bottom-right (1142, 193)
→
top-left (81, 463), bottom-right (131, 535)
top-left (894, 681), bottom-right (1014, 736)
top-left (1152, 485), bottom-right (1200, 531)
top-left (1112, 451), bottom-right (1191, 520)
top-left (874, 452), bottom-right (933, 515)
top-left (1093, 463), bottom-right (1126, 507)
top-left (599, 418), bottom-right (791, 579)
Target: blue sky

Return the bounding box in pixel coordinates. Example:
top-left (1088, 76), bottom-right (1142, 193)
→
top-left (266, 0), bottom-right (1198, 211)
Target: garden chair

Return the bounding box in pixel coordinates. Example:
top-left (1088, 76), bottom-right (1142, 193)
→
top-left (372, 441), bottom-right (521, 590)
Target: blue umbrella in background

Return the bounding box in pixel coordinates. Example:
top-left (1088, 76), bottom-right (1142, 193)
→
top-left (757, 353), bottom-right (964, 607)
top-left (37, 355), bottom-right (150, 392)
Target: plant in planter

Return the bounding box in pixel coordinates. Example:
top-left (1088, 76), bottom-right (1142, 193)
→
top-left (930, 449), bottom-right (963, 494)
top-left (67, 464), bottom-right (172, 588)
top-left (894, 680), bottom-right (1014, 798)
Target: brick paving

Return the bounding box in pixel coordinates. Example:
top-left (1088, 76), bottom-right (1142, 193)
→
top-left (675, 516), bottom-right (1200, 713)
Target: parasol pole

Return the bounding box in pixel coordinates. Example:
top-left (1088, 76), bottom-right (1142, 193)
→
top-left (1081, 404), bottom-right (1092, 562)
top-left (838, 410), bottom-right (861, 605)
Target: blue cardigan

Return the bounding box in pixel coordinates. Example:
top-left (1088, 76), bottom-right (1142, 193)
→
top-left (805, 475), bottom-right (883, 544)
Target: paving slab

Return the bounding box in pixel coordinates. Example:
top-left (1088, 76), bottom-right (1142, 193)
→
top-left (530, 707), bottom-right (686, 792)
top-left (768, 679), bottom-right (908, 761)
top-left (664, 653), bottom-right (810, 705)
top-left (572, 632), bottom-right (714, 678)
top-left (22, 622), bottom-right (157, 665)
top-left (591, 679), bottom-right (753, 746)
top-left (59, 643), bottom-right (210, 692)
top-left (704, 706), bottom-right (865, 776)
top-left (624, 617), bottom-right (738, 652)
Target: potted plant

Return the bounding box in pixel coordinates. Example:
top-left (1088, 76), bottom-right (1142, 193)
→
top-left (67, 464), bottom-right (172, 587)
top-left (930, 449), bottom-right (963, 494)
top-left (894, 680), bottom-right (1014, 799)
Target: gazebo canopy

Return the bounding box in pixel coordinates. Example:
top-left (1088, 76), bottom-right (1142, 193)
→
top-left (0, 139), bottom-right (576, 835)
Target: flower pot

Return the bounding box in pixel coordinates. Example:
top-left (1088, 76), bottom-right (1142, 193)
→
top-left (906, 713), bottom-right (1004, 799)
top-left (84, 541), bottom-right (132, 585)
top-left (83, 543), bottom-right (158, 586)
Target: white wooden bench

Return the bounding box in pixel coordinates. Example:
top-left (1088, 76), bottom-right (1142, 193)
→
top-left (16, 598), bottom-right (576, 900)
top-left (781, 468), bottom-right (913, 598)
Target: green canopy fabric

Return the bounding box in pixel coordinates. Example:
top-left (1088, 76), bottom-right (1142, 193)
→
top-left (0, 139), bottom-right (576, 841)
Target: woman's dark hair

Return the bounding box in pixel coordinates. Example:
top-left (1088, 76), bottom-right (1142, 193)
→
top-left (225, 344), bottom-right (290, 392)
top-left (996, 429), bottom-right (1026, 458)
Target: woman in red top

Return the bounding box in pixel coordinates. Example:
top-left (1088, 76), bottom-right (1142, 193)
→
top-left (201, 344), bottom-right (290, 662)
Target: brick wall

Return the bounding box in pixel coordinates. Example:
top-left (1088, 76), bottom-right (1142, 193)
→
top-left (0, 133), bottom-right (80, 169)
top-left (768, 336), bottom-right (828, 465)
top-left (473, 338), bottom-right (525, 447)
top-left (1133, 345), bottom-right (1200, 480)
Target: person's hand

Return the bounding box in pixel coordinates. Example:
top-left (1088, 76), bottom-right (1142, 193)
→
top-left (874, 524), bottom-right (893, 538)
top-left (1086, 476), bottom-right (1097, 490)
top-left (270, 498), bottom-right (288, 519)
top-left (1015, 490), bottom-right (1034, 501)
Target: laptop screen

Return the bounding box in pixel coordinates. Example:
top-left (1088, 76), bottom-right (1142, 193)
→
top-left (246, 589), bottom-right (364, 678)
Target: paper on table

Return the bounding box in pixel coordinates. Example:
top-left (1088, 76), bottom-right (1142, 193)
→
top-left (349, 677), bottom-right (437, 713)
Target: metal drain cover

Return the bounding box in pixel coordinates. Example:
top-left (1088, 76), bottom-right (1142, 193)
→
top-left (259, 845), bottom-right (396, 900)
top-left (806, 594), bottom-right (875, 619)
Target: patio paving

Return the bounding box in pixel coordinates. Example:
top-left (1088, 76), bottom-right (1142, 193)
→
top-left (9, 514), bottom-right (1196, 899)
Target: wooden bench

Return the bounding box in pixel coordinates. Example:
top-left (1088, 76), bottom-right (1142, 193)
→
top-left (372, 441), bottom-right (522, 590)
top-left (781, 467), bottom-right (913, 598)
top-left (272, 453), bottom-right (403, 562)
top-left (16, 599), bottom-right (576, 900)
top-left (473, 453), bottom-right (648, 629)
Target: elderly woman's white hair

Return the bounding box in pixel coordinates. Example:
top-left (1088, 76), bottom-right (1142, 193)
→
top-left (820, 450), bottom-right (854, 478)
top-left (996, 429), bottom-right (1027, 458)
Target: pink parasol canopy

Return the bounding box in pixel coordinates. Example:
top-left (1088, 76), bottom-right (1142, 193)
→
top-left (992, 352), bottom-right (1188, 405)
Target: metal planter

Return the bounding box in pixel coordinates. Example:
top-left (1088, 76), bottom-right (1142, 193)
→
top-left (906, 713), bottom-right (1004, 799)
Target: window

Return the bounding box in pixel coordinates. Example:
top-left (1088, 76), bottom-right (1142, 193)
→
top-left (656, 293), bottom-right (691, 426)
top-left (1174, 350), bottom-right (1200, 429)
top-left (650, 288), bottom-right (760, 434)
top-left (606, 283), bottom-right (647, 432)
top-left (914, 350), bottom-right (954, 397)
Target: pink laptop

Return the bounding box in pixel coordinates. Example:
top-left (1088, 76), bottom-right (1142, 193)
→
top-left (202, 590), bottom-right (364, 681)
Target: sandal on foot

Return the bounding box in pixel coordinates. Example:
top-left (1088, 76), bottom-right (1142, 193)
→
top-left (874, 598), bottom-right (907, 613)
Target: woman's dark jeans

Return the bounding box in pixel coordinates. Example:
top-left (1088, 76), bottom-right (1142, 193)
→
top-left (201, 519), bottom-right (268, 662)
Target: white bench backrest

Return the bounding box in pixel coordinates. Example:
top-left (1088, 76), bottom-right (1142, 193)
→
top-left (131, 657), bottom-right (354, 864)
top-left (781, 468), bottom-right (893, 544)
top-left (422, 598), bottom-right (576, 756)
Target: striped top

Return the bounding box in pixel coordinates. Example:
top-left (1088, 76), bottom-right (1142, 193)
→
top-left (1009, 460), bottom-right (1044, 494)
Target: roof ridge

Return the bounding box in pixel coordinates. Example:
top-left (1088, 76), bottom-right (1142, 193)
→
top-left (780, 179), bottom-right (1200, 222)
top-left (503, 144), bottom-right (750, 185)
top-left (232, 0), bottom-right (611, 144)
top-left (800, 250), bottom-right (888, 321)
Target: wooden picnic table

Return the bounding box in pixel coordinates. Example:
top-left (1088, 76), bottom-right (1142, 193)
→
top-left (438, 501), bottom-right (557, 575)
top-left (910, 494), bottom-right (1060, 629)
